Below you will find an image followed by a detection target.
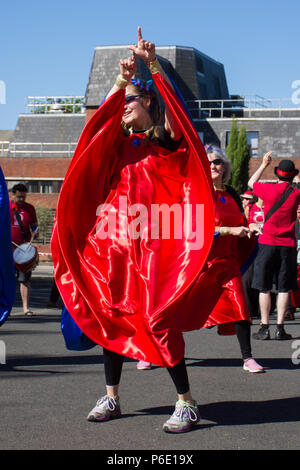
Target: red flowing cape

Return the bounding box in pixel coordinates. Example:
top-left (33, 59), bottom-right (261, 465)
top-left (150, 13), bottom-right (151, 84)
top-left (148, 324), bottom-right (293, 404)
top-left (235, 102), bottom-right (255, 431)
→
top-left (178, 189), bottom-right (257, 336)
top-left (51, 73), bottom-right (215, 367)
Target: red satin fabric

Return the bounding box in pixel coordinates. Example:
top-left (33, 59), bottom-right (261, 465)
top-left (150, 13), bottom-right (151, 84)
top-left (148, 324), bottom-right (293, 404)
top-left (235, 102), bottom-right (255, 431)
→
top-left (179, 189), bottom-right (254, 335)
top-left (51, 74), bottom-right (215, 367)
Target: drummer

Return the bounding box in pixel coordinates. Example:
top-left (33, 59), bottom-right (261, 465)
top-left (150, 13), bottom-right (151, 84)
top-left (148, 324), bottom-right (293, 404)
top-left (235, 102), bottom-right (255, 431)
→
top-left (9, 184), bottom-right (39, 317)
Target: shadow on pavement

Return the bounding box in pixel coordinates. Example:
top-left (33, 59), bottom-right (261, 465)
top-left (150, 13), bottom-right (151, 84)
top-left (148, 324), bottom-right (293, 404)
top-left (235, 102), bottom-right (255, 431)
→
top-left (4, 314), bottom-right (61, 325)
top-left (1, 353), bottom-right (135, 371)
top-left (137, 396), bottom-right (300, 426)
top-left (187, 357), bottom-right (299, 370)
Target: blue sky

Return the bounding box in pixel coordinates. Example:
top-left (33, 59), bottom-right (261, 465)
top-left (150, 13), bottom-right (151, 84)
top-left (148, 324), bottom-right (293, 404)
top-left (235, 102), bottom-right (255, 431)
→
top-left (1, 0), bottom-right (299, 129)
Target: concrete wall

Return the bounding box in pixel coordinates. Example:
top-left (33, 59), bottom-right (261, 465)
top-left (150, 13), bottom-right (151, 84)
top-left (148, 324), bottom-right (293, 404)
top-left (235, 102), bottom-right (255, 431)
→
top-left (196, 115), bottom-right (300, 159)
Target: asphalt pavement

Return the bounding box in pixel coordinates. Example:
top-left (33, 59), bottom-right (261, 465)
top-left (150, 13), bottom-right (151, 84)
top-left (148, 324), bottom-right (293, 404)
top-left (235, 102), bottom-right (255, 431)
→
top-left (1, 264), bottom-right (300, 453)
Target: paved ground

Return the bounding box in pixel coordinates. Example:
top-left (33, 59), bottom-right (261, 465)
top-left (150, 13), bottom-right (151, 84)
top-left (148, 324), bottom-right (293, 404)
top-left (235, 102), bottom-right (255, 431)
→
top-left (1, 265), bottom-right (300, 454)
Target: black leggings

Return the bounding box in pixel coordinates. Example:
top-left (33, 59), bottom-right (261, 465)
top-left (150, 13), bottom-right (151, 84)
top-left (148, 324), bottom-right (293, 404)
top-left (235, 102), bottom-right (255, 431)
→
top-left (235, 320), bottom-right (252, 360)
top-left (103, 348), bottom-right (190, 395)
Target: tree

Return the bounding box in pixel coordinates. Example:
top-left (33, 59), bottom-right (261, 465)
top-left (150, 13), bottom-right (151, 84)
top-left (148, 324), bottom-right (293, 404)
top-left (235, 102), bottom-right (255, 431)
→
top-left (226, 119), bottom-right (239, 188)
top-left (226, 120), bottom-right (251, 193)
top-left (36, 208), bottom-right (55, 244)
top-left (31, 97), bottom-right (84, 114)
top-left (237, 126), bottom-right (251, 193)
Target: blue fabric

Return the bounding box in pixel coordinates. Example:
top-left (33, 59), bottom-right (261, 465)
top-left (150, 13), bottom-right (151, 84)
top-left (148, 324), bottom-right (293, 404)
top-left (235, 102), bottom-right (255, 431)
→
top-left (61, 306), bottom-right (96, 350)
top-left (0, 167), bottom-right (16, 326)
top-left (240, 238), bottom-right (259, 275)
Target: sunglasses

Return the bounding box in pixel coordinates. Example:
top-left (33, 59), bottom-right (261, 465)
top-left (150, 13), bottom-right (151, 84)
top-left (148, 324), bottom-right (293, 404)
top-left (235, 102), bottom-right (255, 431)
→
top-left (125, 94), bottom-right (141, 104)
top-left (209, 158), bottom-right (223, 166)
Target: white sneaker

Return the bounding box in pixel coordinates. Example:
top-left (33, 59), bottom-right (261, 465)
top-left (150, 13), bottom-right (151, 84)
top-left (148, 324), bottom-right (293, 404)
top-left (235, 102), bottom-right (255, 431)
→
top-left (163, 400), bottom-right (200, 433)
top-left (87, 395), bottom-right (121, 422)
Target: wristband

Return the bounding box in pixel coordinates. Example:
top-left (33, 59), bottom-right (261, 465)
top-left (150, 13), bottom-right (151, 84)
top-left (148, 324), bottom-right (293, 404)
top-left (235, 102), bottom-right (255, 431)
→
top-left (147, 58), bottom-right (162, 74)
top-left (115, 74), bottom-right (129, 89)
top-left (219, 227), bottom-right (229, 236)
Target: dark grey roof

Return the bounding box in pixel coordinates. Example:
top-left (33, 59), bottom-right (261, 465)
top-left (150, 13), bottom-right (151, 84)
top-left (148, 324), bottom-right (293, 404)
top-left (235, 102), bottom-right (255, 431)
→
top-left (84, 45), bottom-right (230, 107)
top-left (13, 114), bottom-right (85, 143)
top-left (9, 114), bottom-right (85, 157)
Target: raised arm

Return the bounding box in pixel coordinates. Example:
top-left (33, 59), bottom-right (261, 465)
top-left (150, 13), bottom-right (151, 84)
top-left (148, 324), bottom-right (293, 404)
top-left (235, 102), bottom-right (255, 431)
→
top-left (105, 54), bottom-right (137, 100)
top-left (127, 27), bottom-right (182, 140)
top-left (248, 151), bottom-right (272, 189)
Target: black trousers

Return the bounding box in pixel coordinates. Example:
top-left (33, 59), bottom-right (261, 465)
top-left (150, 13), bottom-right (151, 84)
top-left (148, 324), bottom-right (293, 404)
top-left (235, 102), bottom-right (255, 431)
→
top-left (235, 320), bottom-right (252, 360)
top-left (103, 348), bottom-right (190, 395)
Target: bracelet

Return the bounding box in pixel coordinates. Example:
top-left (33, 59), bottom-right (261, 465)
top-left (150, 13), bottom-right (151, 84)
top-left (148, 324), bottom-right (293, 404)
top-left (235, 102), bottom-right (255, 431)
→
top-left (219, 227), bottom-right (229, 236)
top-left (115, 74), bottom-right (129, 89)
top-left (147, 58), bottom-right (162, 74)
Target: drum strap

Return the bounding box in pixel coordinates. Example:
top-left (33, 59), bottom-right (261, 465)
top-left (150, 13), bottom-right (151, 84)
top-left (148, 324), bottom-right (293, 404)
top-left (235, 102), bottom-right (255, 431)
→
top-left (264, 186), bottom-right (294, 223)
top-left (13, 208), bottom-right (27, 242)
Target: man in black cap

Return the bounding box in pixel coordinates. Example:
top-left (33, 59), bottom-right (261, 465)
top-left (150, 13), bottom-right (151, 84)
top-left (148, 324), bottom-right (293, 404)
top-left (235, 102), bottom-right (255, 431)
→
top-left (248, 152), bottom-right (300, 340)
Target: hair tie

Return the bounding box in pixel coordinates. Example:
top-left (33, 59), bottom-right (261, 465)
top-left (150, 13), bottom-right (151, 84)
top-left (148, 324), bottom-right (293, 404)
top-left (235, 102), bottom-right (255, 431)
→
top-left (130, 78), bottom-right (152, 94)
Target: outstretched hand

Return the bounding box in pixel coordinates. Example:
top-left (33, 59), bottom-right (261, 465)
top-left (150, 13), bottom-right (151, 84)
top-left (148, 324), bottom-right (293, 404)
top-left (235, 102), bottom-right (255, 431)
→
top-left (262, 151), bottom-right (272, 167)
top-left (127, 26), bottom-right (156, 63)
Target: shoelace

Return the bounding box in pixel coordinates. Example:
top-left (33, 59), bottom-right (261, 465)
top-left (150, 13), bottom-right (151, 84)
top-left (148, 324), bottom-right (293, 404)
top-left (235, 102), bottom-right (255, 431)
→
top-left (97, 396), bottom-right (118, 411)
top-left (175, 403), bottom-right (198, 422)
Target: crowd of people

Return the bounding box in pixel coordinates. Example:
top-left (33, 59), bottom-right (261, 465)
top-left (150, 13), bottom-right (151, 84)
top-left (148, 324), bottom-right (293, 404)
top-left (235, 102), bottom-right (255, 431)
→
top-left (1, 27), bottom-right (300, 435)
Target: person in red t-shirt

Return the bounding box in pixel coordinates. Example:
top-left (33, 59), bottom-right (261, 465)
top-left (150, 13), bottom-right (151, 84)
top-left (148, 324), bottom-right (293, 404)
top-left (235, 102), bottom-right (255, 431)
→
top-left (10, 183), bottom-right (39, 316)
top-left (248, 152), bottom-right (300, 340)
top-left (240, 190), bottom-right (255, 223)
top-left (249, 197), bottom-right (264, 229)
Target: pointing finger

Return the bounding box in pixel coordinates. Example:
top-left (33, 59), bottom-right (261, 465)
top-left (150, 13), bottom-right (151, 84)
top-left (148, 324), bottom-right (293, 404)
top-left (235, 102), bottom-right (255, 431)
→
top-left (137, 26), bottom-right (143, 42)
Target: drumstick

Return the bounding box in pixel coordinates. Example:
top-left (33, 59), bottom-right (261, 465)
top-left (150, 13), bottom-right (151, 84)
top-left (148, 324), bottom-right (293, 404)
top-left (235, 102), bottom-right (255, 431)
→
top-left (12, 242), bottom-right (27, 252)
top-left (27, 228), bottom-right (39, 249)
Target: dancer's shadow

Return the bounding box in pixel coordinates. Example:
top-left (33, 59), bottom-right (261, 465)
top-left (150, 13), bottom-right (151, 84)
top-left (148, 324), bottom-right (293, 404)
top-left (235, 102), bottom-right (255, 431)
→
top-left (137, 396), bottom-right (300, 427)
top-left (135, 404), bottom-right (211, 431)
top-left (1, 352), bottom-right (135, 372)
top-left (186, 357), bottom-right (299, 370)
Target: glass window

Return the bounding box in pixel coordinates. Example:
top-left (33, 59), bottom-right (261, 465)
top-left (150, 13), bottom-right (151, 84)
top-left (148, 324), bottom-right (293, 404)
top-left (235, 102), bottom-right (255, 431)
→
top-left (195, 55), bottom-right (204, 74)
top-left (198, 132), bottom-right (204, 143)
top-left (247, 131), bottom-right (259, 157)
top-left (40, 182), bottom-right (53, 194)
top-left (28, 182), bottom-right (39, 193)
top-left (27, 181), bottom-right (55, 193)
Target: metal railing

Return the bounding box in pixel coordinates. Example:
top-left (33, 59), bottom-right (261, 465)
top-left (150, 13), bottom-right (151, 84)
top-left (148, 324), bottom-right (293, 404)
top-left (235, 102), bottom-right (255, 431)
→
top-left (6, 142), bottom-right (77, 157)
top-left (26, 96), bottom-right (85, 114)
top-left (0, 141), bottom-right (10, 156)
top-left (186, 96), bottom-right (300, 119)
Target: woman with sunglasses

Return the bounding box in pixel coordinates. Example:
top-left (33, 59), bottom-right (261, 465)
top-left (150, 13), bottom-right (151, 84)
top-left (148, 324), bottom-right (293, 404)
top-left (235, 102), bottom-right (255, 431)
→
top-left (178, 146), bottom-right (264, 373)
top-left (52, 27), bottom-right (215, 433)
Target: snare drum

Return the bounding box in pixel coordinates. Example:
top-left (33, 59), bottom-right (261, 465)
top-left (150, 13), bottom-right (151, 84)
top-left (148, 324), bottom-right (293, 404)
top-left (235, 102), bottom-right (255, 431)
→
top-left (13, 243), bottom-right (39, 273)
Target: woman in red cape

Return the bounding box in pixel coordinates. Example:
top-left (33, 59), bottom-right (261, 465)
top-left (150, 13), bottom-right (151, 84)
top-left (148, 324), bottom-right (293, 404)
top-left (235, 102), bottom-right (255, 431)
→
top-left (178, 146), bottom-right (264, 373)
top-left (51, 28), bottom-right (215, 433)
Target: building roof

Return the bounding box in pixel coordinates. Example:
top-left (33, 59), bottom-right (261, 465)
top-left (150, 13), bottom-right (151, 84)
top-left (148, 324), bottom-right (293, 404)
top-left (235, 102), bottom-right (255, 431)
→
top-left (6, 114), bottom-right (85, 157)
top-left (0, 130), bottom-right (14, 142)
top-left (13, 113), bottom-right (85, 143)
top-left (84, 45), bottom-right (230, 107)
